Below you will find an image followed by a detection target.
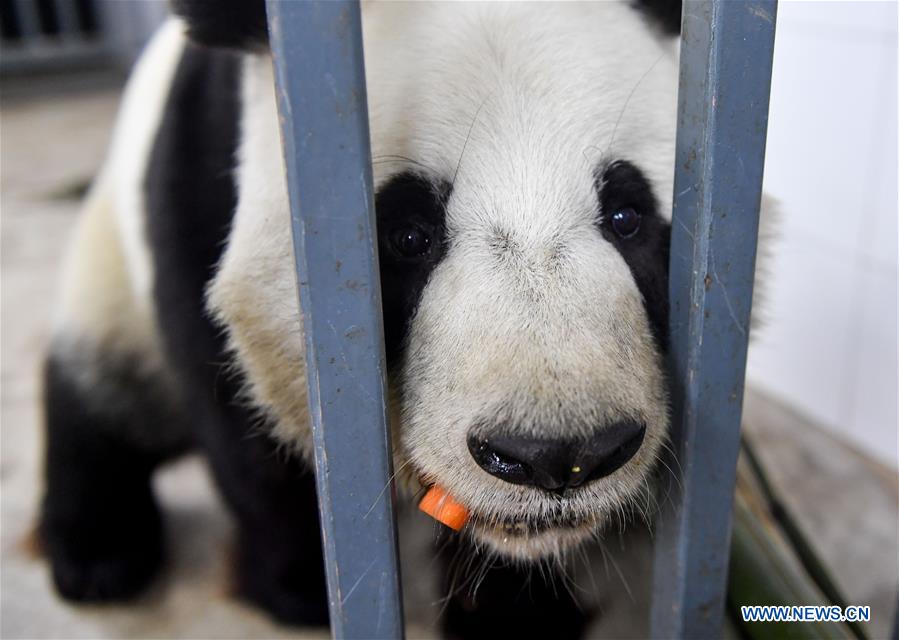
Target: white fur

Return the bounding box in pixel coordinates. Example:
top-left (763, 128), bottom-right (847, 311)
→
top-left (205, 52), bottom-right (305, 450)
top-left (109, 18), bottom-right (186, 320)
top-left (54, 19), bottom-right (186, 383)
top-left (208, 2), bottom-right (679, 559)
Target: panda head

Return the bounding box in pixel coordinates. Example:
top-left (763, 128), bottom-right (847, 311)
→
top-left (196, 0), bottom-right (681, 561)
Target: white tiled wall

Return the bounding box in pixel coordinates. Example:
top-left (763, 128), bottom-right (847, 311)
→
top-left (746, 1), bottom-right (898, 468)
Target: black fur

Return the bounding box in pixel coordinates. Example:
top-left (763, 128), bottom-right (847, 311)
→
top-left (143, 44), bottom-right (241, 393)
top-left (632, 0), bottom-right (682, 35)
top-left (141, 42), bottom-right (328, 626)
top-left (152, 40), bottom-right (330, 620)
top-left (597, 160), bottom-right (671, 351)
top-left (439, 537), bottom-right (592, 640)
top-left (170, 0), bottom-right (268, 50)
top-left (376, 172), bottom-right (452, 366)
top-left (40, 356), bottom-right (191, 602)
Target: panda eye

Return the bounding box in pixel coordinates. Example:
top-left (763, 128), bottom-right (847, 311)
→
top-left (611, 207), bottom-right (641, 239)
top-left (390, 226), bottom-right (432, 258)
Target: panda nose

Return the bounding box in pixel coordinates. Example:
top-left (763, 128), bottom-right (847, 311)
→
top-left (466, 421), bottom-right (646, 492)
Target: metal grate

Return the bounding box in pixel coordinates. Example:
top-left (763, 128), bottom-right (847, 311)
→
top-left (1, 0), bottom-right (99, 41)
top-left (267, 1), bottom-right (778, 637)
top-left (266, 2), bottom-right (403, 637)
top-left (0, 0), bottom-right (108, 73)
top-left (0, 0), bottom-right (167, 75)
top-left (650, 2), bottom-right (777, 637)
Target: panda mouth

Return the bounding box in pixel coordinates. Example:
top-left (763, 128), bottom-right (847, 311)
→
top-left (468, 511), bottom-right (596, 538)
top-left (410, 473), bottom-right (604, 557)
top-left (465, 510), bottom-right (600, 559)
top-left (413, 475), bottom-right (596, 538)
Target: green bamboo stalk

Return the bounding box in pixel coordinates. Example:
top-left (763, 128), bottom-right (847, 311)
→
top-left (726, 437), bottom-right (867, 639)
top-left (740, 436), bottom-right (868, 640)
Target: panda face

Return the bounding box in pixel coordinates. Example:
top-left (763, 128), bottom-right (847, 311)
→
top-left (379, 160), bottom-right (672, 559)
top-left (208, 1), bottom-right (678, 561)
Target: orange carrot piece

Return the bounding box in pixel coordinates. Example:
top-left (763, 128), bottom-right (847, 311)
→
top-left (418, 485), bottom-right (469, 531)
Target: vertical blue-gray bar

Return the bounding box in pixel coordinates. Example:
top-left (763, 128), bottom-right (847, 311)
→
top-left (891, 592), bottom-right (899, 640)
top-left (12, 0), bottom-right (41, 40)
top-left (651, 1), bottom-right (777, 638)
top-left (266, 2), bottom-right (404, 639)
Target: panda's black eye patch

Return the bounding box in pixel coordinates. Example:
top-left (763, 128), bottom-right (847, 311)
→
top-left (375, 171), bottom-right (451, 366)
top-left (597, 160), bottom-right (658, 233)
top-left (595, 160), bottom-right (671, 351)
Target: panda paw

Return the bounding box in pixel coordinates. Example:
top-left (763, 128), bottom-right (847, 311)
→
top-left (234, 543), bottom-right (330, 627)
top-left (238, 581), bottom-right (330, 628)
top-left (42, 498), bottom-right (164, 602)
top-left (49, 545), bottom-right (162, 602)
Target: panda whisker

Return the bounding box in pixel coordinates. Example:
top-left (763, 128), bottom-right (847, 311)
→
top-left (654, 440), bottom-right (685, 512)
top-left (459, 545), bottom-right (480, 592)
top-left (557, 553), bottom-right (587, 603)
top-left (658, 438), bottom-right (685, 478)
top-left (371, 154), bottom-right (430, 171)
top-left (435, 538), bottom-right (471, 612)
top-left (432, 530), bottom-right (456, 566)
top-left (639, 480), bottom-right (659, 531)
top-left (543, 557), bottom-right (558, 600)
top-left (469, 550), bottom-right (498, 600)
top-left (577, 542), bottom-right (599, 598)
top-left (450, 542), bottom-right (495, 604)
top-left (363, 459), bottom-right (412, 519)
top-left (555, 555), bottom-right (575, 602)
top-left (599, 539), bottom-right (634, 603)
top-left (603, 53), bottom-right (664, 158)
top-left (583, 143), bottom-right (604, 166)
top-left (452, 91), bottom-right (493, 188)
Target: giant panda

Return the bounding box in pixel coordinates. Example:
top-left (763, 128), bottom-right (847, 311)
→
top-left (38, 1), bottom-right (726, 636)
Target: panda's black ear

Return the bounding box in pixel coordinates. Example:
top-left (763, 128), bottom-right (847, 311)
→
top-left (170, 0), bottom-right (268, 50)
top-left (632, 0), bottom-right (682, 36)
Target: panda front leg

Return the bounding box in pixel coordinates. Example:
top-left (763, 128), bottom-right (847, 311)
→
top-left (39, 178), bottom-right (194, 601)
top-left (40, 349), bottom-right (190, 602)
top-left (194, 404), bottom-right (330, 627)
top-left (439, 536), bottom-right (593, 639)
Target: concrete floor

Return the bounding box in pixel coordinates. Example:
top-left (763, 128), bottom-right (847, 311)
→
top-left (1, 76), bottom-right (896, 639)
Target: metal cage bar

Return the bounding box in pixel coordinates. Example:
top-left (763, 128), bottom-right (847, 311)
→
top-left (266, 1), bottom-right (404, 638)
top-left (268, 0), bottom-right (777, 637)
top-left (11, 0), bottom-right (41, 39)
top-left (651, 1), bottom-right (777, 638)
top-left (51, 0), bottom-right (82, 42)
